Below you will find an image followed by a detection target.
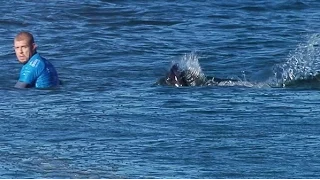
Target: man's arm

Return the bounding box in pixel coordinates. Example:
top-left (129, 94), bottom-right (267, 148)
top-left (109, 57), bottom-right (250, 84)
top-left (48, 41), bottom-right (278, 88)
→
top-left (14, 81), bottom-right (30, 88)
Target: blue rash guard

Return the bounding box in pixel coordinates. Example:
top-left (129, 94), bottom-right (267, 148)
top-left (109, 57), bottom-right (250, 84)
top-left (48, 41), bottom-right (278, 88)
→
top-left (19, 53), bottom-right (59, 88)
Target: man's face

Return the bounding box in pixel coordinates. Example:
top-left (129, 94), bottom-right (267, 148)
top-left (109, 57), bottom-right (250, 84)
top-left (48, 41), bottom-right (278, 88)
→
top-left (14, 39), bottom-right (36, 64)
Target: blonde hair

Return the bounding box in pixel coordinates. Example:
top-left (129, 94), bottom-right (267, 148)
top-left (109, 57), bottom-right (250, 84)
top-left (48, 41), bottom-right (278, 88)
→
top-left (14, 31), bottom-right (35, 44)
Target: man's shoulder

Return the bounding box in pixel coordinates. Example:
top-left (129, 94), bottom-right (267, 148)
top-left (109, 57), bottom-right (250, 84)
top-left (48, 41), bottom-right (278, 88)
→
top-left (27, 53), bottom-right (46, 68)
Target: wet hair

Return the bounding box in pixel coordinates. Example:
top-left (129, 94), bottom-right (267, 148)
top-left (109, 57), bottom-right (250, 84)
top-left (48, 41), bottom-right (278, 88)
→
top-left (14, 31), bottom-right (35, 44)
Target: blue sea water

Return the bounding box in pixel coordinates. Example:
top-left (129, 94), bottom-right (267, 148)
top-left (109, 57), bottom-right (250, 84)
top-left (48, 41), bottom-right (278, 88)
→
top-left (1, 0), bottom-right (320, 178)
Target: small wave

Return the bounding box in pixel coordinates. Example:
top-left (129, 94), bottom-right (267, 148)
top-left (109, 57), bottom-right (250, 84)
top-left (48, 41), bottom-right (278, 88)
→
top-left (282, 74), bottom-right (320, 89)
top-left (274, 0), bottom-right (309, 11)
top-left (126, 19), bottom-right (181, 27)
top-left (237, 5), bottom-right (269, 12)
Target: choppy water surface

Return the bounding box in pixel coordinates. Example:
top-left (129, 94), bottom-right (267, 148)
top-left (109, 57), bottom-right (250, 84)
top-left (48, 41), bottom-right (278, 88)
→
top-left (1, 0), bottom-right (320, 178)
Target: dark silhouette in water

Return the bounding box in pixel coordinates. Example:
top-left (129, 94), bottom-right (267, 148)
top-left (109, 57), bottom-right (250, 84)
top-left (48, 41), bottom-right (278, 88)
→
top-left (158, 62), bottom-right (320, 88)
top-left (158, 63), bottom-right (238, 87)
top-left (282, 73), bottom-right (320, 88)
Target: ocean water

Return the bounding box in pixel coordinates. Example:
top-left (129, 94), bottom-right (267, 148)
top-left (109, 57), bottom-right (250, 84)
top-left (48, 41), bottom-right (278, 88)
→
top-left (1, 0), bottom-right (320, 178)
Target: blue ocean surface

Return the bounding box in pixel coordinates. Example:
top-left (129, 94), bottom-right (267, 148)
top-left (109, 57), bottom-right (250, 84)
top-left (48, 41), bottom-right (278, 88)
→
top-left (1, 0), bottom-right (320, 178)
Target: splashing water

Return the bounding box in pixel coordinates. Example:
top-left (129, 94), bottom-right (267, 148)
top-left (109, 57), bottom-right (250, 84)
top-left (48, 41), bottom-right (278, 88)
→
top-left (167, 34), bottom-right (320, 89)
top-left (271, 33), bottom-right (320, 87)
top-left (173, 52), bottom-right (259, 87)
top-left (174, 52), bottom-right (206, 80)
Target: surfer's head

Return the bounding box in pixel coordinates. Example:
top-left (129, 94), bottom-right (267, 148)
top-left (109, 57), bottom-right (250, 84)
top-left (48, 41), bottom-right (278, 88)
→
top-left (14, 31), bottom-right (37, 64)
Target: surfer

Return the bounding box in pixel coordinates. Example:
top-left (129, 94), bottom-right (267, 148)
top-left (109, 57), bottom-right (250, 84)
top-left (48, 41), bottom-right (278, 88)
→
top-left (13, 31), bottom-right (60, 89)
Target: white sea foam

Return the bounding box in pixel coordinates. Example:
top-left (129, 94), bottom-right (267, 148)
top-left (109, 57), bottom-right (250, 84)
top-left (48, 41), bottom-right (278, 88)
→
top-left (270, 33), bottom-right (320, 87)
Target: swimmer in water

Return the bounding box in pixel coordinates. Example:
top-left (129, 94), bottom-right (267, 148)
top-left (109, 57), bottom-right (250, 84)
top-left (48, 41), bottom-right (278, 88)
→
top-left (13, 31), bottom-right (60, 89)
